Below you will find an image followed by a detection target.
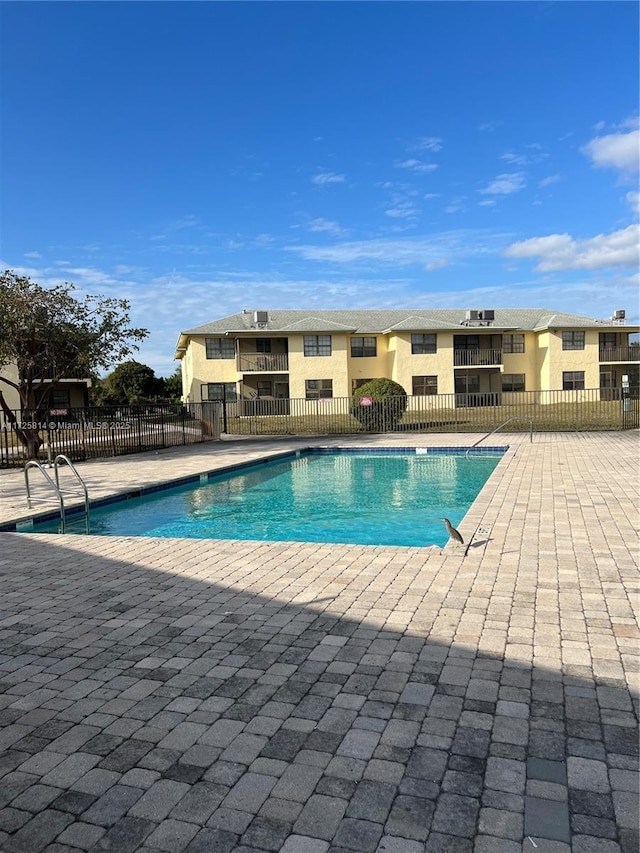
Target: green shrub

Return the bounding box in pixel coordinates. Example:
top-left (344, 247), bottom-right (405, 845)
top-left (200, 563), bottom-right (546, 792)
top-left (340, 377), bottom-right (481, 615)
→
top-left (351, 378), bottom-right (408, 431)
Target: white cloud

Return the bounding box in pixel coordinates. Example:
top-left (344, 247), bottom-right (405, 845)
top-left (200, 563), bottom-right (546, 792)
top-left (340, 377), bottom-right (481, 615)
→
top-left (581, 127), bottom-right (639, 174)
top-left (24, 251), bottom-right (41, 259)
top-left (478, 199), bottom-right (497, 207)
top-left (396, 159), bottom-right (438, 174)
top-left (311, 172), bottom-right (345, 185)
top-left (502, 147), bottom-right (547, 167)
top-left (423, 193), bottom-right (440, 200)
top-left (410, 136), bottom-right (443, 152)
top-left (504, 224), bottom-right (640, 271)
top-left (479, 172), bottom-right (527, 195)
top-left (501, 152), bottom-right (529, 167)
top-left (286, 229), bottom-right (508, 266)
top-left (168, 215), bottom-right (200, 231)
top-left (308, 218), bottom-right (345, 235)
top-left (445, 197), bottom-right (466, 214)
top-left (627, 191), bottom-right (639, 214)
top-left (539, 174), bottom-right (562, 188)
top-left (385, 203), bottom-right (419, 219)
top-left (425, 258), bottom-right (449, 271)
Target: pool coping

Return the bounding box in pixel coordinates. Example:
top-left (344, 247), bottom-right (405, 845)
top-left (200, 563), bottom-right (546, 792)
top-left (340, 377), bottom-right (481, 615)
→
top-left (0, 443), bottom-right (509, 535)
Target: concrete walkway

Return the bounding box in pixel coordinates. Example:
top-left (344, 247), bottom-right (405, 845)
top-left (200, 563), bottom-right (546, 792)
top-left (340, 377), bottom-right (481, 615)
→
top-left (0, 432), bottom-right (638, 853)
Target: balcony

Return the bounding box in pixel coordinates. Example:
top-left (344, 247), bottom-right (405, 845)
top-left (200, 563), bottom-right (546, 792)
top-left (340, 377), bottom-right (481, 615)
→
top-left (599, 346), bottom-right (640, 363)
top-left (237, 353), bottom-right (289, 372)
top-left (31, 367), bottom-right (92, 382)
top-left (453, 348), bottom-right (503, 367)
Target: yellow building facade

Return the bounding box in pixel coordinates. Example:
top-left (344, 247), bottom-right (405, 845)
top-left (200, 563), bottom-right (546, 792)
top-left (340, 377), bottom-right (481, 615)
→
top-left (175, 308), bottom-right (639, 405)
top-left (0, 361), bottom-right (91, 419)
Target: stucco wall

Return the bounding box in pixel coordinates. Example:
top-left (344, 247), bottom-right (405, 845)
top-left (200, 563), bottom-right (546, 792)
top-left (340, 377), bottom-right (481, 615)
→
top-left (544, 330), bottom-right (600, 390)
top-left (0, 363), bottom-right (21, 412)
top-left (288, 334), bottom-right (350, 398)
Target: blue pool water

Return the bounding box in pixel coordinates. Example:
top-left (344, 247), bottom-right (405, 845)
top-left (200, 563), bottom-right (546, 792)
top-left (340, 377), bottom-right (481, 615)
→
top-left (28, 449), bottom-right (504, 548)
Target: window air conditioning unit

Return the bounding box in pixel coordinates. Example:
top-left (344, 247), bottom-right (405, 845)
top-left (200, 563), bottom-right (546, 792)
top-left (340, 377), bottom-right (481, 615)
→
top-left (613, 309), bottom-right (625, 320)
top-left (254, 311), bottom-right (269, 326)
top-left (466, 310), bottom-right (479, 322)
top-left (478, 309), bottom-right (495, 322)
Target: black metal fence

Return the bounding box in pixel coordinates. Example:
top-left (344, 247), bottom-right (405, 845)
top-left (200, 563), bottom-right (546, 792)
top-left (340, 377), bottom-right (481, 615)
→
top-left (220, 387), bottom-right (640, 436)
top-left (0, 402), bottom-right (222, 468)
top-left (2, 389), bottom-right (637, 467)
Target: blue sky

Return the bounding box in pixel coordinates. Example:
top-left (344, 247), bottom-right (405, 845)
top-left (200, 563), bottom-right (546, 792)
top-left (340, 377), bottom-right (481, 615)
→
top-left (1, 1), bottom-right (638, 375)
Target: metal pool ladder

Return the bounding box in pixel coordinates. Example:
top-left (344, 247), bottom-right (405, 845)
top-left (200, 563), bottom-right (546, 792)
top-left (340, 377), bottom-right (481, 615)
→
top-left (24, 454), bottom-right (90, 532)
top-left (465, 415), bottom-right (533, 457)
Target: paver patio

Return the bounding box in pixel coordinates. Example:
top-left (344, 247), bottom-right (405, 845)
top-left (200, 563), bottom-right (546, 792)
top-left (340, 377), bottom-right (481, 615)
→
top-left (0, 431), bottom-right (638, 853)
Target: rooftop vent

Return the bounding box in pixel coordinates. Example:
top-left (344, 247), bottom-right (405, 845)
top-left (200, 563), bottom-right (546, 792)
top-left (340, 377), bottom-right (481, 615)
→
top-left (254, 310), bottom-right (269, 327)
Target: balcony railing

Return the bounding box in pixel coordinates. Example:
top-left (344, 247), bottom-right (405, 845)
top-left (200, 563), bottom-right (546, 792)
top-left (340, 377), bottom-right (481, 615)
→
top-left (599, 346), bottom-right (640, 362)
top-left (237, 353), bottom-right (289, 372)
top-left (453, 348), bottom-right (503, 367)
top-left (31, 368), bottom-right (92, 382)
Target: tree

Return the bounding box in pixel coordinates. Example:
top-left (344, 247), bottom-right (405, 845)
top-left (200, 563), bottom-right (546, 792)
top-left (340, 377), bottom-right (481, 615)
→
top-left (351, 378), bottom-right (408, 432)
top-left (161, 367), bottom-right (183, 401)
top-left (96, 360), bottom-right (162, 405)
top-left (0, 270), bottom-right (148, 457)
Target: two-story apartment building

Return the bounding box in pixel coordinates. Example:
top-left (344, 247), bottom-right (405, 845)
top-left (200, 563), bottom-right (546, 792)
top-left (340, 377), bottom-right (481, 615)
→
top-left (174, 308), bottom-right (639, 406)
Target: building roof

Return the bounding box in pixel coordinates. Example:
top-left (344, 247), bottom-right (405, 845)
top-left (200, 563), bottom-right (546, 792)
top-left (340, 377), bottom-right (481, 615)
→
top-left (179, 307), bottom-right (635, 340)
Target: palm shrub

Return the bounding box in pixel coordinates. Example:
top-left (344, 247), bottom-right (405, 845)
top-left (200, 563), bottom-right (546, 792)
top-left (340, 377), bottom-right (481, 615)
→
top-left (351, 378), bottom-right (408, 431)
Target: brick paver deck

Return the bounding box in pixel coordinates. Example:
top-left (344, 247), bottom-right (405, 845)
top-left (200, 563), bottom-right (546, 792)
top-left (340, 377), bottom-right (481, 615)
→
top-left (0, 432), bottom-right (638, 853)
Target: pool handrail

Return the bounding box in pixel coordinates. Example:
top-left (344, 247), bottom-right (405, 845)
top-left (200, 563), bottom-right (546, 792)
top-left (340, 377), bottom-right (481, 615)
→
top-left (24, 461), bottom-right (66, 527)
top-left (465, 416), bottom-right (533, 457)
top-left (24, 455), bottom-right (90, 533)
top-left (54, 454), bottom-right (91, 533)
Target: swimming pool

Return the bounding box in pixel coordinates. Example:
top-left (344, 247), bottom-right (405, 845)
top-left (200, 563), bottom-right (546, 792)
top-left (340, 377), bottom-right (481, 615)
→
top-left (22, 448), bottom-right (505, 548)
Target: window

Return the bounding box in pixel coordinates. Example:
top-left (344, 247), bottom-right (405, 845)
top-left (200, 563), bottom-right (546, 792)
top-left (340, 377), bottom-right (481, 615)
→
top-left (304, 335), bottom-right (332, 357)
top-left (205, 338), bottom-right (235, 359)
top-left (351, 378), bottom-right (373, 394)
top-left (256, 339), bottom-right (272, 354)
top-left (305, 379), bottom-right (333, 399)
top-left (203, 383), bottom-right (237, 401)
top-left (411, 334), bottom-right (437, 355)
top-left (563, 371), bottom-right (585, 390)
top-left (35, 389), bottom-right (71, 409)
top-left (412, 376), bottom-right (438, 395)
top-left (502, 374), bottom-right (525, 392)
top-left (350, 336), bottom-right (377, 358)
top-left (454, 375), bottom-right (480, 394)
top-left (454, 335), bottom-right (479, 350)
top-left (256, 380), bottom-right (272, 397)
top-left (562, 331), bottom-right (585, 350)
top-left (599, 333), bottom-right (617, 348)
top-left (503, 334), bottom-right (525, 353)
